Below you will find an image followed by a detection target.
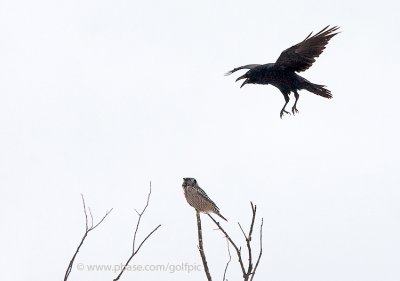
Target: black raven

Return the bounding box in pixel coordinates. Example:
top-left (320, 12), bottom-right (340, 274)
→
top-left (226, 26), bottom-right (339, 118)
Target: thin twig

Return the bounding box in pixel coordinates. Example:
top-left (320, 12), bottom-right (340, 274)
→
top-left (207, 214), bottom-right (246, 277)
top-left (223, 238), bottom-right (232, 281)
top-left (207, 202), bottom-right (263, 281)
top-left (134, 224), bottom-right (162, 256)
top-left (113, 224), bottom-right (161, 281)
top-left (82, 195), bottom-right (89, 231)
top-left (113, 182), bottom-right (161, 281)
top-left (246, 202), bottom-right (257, 279)
top-left (197, 211), bottom-right (213, 281)
top-left (238, 222), bottom-right (247, 240)
top-left (64, 195), bottom-right (113, 281)
top-left (249, 218), bottom-right (263, 281)
top-left (88, 207), bottom-right (93, 228)
top-left (238, 221), bottom-right (253, 279)
top-left (132, 182), bottom-right (152, 252)
top-left (248, 203), bottom-right (257, 240)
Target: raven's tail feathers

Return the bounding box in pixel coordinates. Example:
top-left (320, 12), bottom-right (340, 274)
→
top-left (305, 82), bottom-right (332, 99)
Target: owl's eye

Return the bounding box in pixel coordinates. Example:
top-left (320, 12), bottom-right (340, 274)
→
top-left (193, 179), bottom-right (197, 184)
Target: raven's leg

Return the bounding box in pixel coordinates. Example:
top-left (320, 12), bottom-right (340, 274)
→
top-left (292, 90), bottom-right (299, 115)
top-left (280, 93), bottom-right (290, 119)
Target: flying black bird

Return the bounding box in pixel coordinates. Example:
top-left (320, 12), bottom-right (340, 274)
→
top-left (226, 26), bottom-right (339, 118)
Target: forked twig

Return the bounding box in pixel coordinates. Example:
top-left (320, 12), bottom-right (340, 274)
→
top-left (113, 183), bottom-right (161, 281)
top-left (63, 195), bottom-right (113, 281)
top-left (207, 214), bottom-right (246, 277)
top-left (223, 238), bottom-right (232, 281)
top-left (208, 202), bottom-right (263, 281)
top-left (250, 218), bottom-right (263, 281)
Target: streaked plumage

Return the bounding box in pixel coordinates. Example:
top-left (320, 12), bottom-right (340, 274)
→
top-left (226, 26), bottom-right (339, 118)
top-left (182, 178), bottom-right (227, 221)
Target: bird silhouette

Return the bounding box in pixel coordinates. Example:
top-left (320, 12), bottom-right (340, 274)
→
top-left (226, 26), bottom-right (339, 118)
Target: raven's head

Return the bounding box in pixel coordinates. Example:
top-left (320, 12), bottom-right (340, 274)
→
top-left (225, 64), bottom-right (260, 88)
top-left (235, 71), bottom-right (251, 88)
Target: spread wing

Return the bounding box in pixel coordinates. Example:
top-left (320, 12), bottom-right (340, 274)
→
top-left (225, 64), bottom-right (260, 76)
top-left (275, 26), bottom-right (339, 72)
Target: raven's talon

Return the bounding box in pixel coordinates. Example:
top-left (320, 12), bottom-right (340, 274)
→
top-left (292, 107), bottom-right (299, 115)
top-left (280, 110), bottom-right (290, 118)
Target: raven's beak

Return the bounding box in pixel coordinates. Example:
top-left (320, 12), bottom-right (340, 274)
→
top-left (240, 78), bottom-right (249, 88)
top-left (235, 74), bottom-right (246, 82)
top-left (235, 74), bottom-right (248, 88)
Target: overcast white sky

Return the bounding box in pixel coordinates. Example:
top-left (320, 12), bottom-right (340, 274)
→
top-left (1, 0), bottom-right (399, 280)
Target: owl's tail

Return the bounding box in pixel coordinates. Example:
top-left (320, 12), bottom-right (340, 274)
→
top-left (216, 212), bottom-right (228, 222)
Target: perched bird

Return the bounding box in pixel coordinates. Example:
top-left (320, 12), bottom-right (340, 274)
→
top-left (182, 178), bottom-right (227, 221)
top-left (226, 26), bottom-right (339, 118)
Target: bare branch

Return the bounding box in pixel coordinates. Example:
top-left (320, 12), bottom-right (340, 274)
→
top-left (208, 202), bottom-right (263, 281)
top-left (246, 202), bottom-right (258, 278)
top-left (250, 218), bottom-right (263, 281)
top-left (223, 238), bottom-right (232, 281)
top-left (133, 182), bottom-right (152, 252)
top-left (248, 202), bottom-right (257, 239)
top-left (81, 194), bottom-right (89, 231)
top-left (246, 234), bottom-right (253, 277)
top-left (133, 224), bottom-right (162, 256)
top-left (113, 224), bottom-right (161, 281)
top-left (207, 214), bottom-right (246, 277)
top-left (113, 182), bottom-right (161, 281)
top-left (92, 208), bottom-right (113, 231)
top-left (238, 222), bottom-right (247, 240)
top-left (88, 207), bottom-right (94, 228)
top-left (64, 195), bottom-right (113, 281)
top-left (196, 211), bottom-right (213, 281)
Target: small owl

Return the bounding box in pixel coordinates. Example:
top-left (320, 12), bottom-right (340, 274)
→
top-left (182, 178), bottom-right (227, 221)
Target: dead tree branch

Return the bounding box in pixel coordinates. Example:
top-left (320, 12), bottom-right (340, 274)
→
top-left (208, 202), bottom-right (263, 281)
top-left (207, 214), bottom-right (246, 277)
top-left (64, 195), bottom-right (113, 281)
top-left (222, 238), bottom-right (232, 281)
top-left (113, 182), bottom-right (162, 281)
top-left (196, 210), bottom-right (213, 281)
top-left (250, 218), bottom-right (263, 281)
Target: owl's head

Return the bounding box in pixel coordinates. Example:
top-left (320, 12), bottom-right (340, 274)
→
top-left (182, 177), bottom-right (197, 188)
